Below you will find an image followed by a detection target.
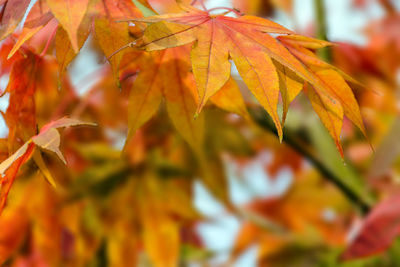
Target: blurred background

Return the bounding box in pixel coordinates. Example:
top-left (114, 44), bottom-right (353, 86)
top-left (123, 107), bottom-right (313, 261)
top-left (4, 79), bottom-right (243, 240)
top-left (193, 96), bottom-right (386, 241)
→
top-left (1, 0), bottom-right (400, 266)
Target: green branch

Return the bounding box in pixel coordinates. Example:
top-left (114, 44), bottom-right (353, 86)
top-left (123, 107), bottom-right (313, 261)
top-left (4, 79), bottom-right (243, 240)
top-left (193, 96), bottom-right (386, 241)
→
top-left (249, 107), bottom-right (371, 214)
top-left (314, 0), bottom-right (331, 62)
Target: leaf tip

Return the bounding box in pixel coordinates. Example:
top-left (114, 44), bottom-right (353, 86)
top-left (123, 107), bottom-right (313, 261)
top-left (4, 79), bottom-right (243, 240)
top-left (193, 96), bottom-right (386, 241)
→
top-left (56, 149), bottom-right (67, 165)
top-left (278, 134), bottom-right (283, 143)
top-left (194, 102), bottom-right (206, 119)
top-left (7, 51), bottom-right (15, 60)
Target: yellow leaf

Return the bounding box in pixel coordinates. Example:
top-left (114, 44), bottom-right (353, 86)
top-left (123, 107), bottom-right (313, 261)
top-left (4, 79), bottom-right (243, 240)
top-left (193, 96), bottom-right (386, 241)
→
top-left (134, 9), bottom-right (295, 140)
top-left (228, 33), bottom-right (282, 140)
top-left (126, 52), bottom-right (164, 142)
top-left (141, 21), bottom-right (196, 51)
top-left (278, 35), bottom-right (333, 49)
top-left (191, 22), bottom-right (231, 114)
top-left (8, 0), bottom-right (54, 59)
top-left (139, 174), bottom-right (180, 267)
top-left (0, 0), bottom-right (31, 41)
top-left (211, 78), bottom-right (250, 120)
top-left (132, 6), bottom-right (367, 148)
top-left (33, 150), bottom-right (57, 188)
top-left (306, 84), bottom-right (344, 157)
top-left (46, 0), bottom-right (90, 52)
top-left (95, 18), bottom-right (130, 82)
top-left (316, 69), bottom-right (367, 137)
top-left (275, 63), bottom-right (303, 125)
top-left (55, 18), bottom-right (90, 78)
top-left (161, 47), bottom-right (204, 153)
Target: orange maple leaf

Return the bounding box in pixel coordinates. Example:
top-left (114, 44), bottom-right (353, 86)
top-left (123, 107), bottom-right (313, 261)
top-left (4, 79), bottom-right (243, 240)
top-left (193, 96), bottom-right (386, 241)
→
top-left (46, 0), bottom-right (91, 52)
top-left (0, 118), bottom-right (95, 214)
top-left (127, 3), bottom-right (367, 155)
top-left (124, 45), bottom-right (204, 154)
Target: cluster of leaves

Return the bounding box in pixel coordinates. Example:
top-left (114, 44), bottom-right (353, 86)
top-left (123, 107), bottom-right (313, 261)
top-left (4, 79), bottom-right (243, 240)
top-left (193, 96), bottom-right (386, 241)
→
top-left (0, 0), bottom-right (399, 265)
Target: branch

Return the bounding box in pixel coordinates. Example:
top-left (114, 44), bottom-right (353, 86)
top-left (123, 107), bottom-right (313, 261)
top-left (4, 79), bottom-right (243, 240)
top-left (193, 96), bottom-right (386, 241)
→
top-left (314, 0), bottom-right (331, 62)
top-left (248, 106), bottom-right (371, 214)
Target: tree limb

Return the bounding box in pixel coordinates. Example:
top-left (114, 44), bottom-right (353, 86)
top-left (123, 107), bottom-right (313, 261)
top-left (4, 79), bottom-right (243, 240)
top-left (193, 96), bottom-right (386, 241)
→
top-left (248, 106), bottom-right (371, 214)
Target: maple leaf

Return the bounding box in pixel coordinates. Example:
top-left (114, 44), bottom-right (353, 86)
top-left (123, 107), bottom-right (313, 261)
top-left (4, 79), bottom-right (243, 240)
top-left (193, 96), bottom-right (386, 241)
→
top-left (0, 39), bottom-right (24, 76)
top-left (33, 118), bottom-right (96, 161)
top-left (138, 173), bottom-right (181, 267)
top-left (341, 194), bottom-right (400, 261)
top-left (0, 117), bottom-right (95, 214)
top-left (0, 142), bottom-right (34, 215)
top-left (54, 21), bottom-right (90, 79)
top-left (94, 18), bottom-right (130, 83)
top-left (129, 3), bottom-right (367, 151)
top-left (3, 52), bottom-right (39, 153)
top-left (279, 36), bottom-right (368, 139)
top-left (125, 45), bottom-right (204, 154)
top-left (161, 47), bottom-right (204, 154)
top-left (210, 77), bottom-right (251, 120)
top-left (7, 0), bottom-right (145, 61)
top-left (123, 45), bottom-right (233, 206)
top-left (93, 0), bottom-right (143, 20)
top-left (46, 0), bottom-right (90, 52)
top-left (132, 8), bottom-right (293, 141)
top-left (0, 0), bottom-right (31, 41)
top-left (3, 52), bottom-right (72, 152)
top-left (8, 0), bottom-right (55, 59)
top-left (305, 83), bottom-right (344, 157)
top-left (0, 206), bottom-right (29, 263)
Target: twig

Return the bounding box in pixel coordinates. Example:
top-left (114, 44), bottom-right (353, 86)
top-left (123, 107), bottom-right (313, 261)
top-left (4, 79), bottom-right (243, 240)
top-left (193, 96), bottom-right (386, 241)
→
top-left (248, 106), bottom-right (371, 214)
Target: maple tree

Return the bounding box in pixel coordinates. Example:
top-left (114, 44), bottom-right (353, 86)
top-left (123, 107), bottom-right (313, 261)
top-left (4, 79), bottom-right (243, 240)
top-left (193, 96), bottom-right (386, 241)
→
top-left (0, 0), bottom-right (399, 265)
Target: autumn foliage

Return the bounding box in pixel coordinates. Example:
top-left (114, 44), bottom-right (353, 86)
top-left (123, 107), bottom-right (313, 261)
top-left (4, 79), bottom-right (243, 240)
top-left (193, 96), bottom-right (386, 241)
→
top-left (0, 0), bottom-right (399, 266)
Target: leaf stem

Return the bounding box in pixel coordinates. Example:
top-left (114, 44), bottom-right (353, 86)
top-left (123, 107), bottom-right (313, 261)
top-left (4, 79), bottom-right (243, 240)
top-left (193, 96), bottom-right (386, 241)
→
top-left (40, 25), bottom-right (58, 58)
top-left (207, 7), bottom-right (243, 16)
top-left (248, 106), bottom-right (371, 214)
